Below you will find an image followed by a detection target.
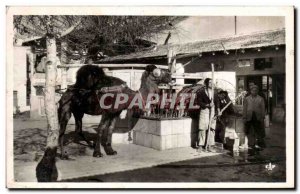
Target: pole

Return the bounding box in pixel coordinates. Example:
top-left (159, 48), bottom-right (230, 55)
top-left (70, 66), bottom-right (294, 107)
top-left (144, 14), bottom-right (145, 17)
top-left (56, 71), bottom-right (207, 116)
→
top-left (205, 63), bottom-right (215, 151)
top-left (234, 16), bottom-right (237, 35)
top-left (60, 41), bottom-right (68, 92)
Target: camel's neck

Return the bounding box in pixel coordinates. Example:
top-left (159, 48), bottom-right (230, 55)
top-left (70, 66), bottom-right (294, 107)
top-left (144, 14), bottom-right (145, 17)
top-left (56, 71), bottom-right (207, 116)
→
top-left (138, 80), bottom-right (159, 101)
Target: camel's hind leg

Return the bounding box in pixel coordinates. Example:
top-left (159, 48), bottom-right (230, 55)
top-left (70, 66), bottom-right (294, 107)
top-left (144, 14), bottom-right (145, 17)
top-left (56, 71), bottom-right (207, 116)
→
top-left (102, 114), bottom-right (118, 155)
top-left (93, 114), bottom-right (110, 157)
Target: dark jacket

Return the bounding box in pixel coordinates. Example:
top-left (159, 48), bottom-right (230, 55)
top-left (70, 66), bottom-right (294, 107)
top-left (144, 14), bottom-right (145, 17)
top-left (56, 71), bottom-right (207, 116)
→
top-left (245, 90), bottom-right (267, 110)
top-left (218, 95), bottom-right (234, 115)
top-left (197, 88), bottom-right (219, 115)
top-left (243, 95), bottom-right (265, 121)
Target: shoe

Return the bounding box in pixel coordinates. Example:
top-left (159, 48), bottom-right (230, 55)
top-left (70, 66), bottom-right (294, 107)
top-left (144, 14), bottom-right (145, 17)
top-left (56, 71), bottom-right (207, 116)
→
top-left (248, 147), bottom-right (259, 156)
top-left (192, 143), bottom-right (200, 149)
top-left (197, 147), bottom-right (205, 153)
top-left (258, 141), bottom-right (266, 149)
top-left (255, 145), bottom-right (264, 151)
top-left (207, 146), bottom-right (217, 153)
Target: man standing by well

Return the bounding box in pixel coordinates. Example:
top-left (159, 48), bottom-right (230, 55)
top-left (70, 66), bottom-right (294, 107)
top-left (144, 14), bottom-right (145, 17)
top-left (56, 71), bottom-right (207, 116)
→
top-left (197, 78), bottom-right (220, 153)
top-left (243, 85), bottom-right (266, 154)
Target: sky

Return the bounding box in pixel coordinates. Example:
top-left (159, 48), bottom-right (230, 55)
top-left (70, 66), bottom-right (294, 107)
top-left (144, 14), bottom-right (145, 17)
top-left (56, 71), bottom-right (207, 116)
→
top-left (151, 16), bottom-right (285, 45)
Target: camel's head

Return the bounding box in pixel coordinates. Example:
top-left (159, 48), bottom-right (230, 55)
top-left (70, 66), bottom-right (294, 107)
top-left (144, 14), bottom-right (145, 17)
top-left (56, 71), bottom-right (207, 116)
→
top-left (142, 65), bottom-right (172, 86)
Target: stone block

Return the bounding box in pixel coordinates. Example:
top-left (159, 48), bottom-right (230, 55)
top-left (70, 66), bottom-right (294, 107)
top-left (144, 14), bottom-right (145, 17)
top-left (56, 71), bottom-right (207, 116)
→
top-left (177, 133), bottom-right (191, 147)
top-left (139, 119), bottom-right (149, 133)
top-left (151, 135), bottom-right (165, 150)
top-left (133, 131), bottom-right (144, 146)
top-left (165, 135), bottom-right (173, 149)
top-left (132, 119), bottom-right (143, 132)
top-left (182, 118), bottom-right (192, 134)
top-left (172, 119), bottom-right (183, 134)
top-left (157, 120), bottom-right (172, 136)
top-left (143, 133), bottom-right (153, 148)
top-left (147, 120), bottom-right (157, 134)
top-left (171, 134), bottom-right (178, 148)
top-left (133, 118), bottom-right (194, 150)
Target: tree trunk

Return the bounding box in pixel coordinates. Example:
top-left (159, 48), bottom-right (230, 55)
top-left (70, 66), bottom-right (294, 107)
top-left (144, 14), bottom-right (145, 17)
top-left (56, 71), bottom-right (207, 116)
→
top-left (36, 35), bottom-right (59, 182)
top-left (45, 36), bottom-right (59, 147)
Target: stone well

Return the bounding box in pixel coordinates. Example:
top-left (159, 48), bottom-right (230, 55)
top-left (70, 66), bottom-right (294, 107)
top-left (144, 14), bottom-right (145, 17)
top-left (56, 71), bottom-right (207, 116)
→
top-left (132, 117), bottom-right (196, 150)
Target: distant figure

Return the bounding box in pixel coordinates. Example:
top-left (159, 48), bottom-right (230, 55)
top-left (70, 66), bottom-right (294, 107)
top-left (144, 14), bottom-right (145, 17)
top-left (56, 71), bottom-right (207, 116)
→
top-left (87, 58), bottom-right (94, 65)
top-left (245, 81), bottom-right (255, 97)
top-left (196, 78), bottom-right (220, 153)
top-left (237, 87), bottom-right (244, 105)
top-left (36, 56), bottom-right (47, 73)
top-left (268, 88), bottom-right (273, 120)
top-left (246, 81), bottom-right (267, 107)
top-left (243, 85), bottom-right (266, 154)
top-left (245, 81), bottom-right (268, 116)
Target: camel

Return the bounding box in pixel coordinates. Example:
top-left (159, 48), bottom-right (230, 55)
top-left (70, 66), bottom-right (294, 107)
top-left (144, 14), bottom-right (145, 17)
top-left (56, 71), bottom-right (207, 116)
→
top-left (58, 64), bottom-right (172, 158)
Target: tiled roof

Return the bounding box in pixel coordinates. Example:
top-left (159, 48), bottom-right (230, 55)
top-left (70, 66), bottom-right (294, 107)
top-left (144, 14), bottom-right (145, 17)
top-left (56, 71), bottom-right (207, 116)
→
top-left (99, 29), bottom-right (285, 62)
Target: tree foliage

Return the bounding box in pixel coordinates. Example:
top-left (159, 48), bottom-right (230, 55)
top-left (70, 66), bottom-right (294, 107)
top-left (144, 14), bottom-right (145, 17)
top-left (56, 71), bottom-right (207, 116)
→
top-left (14, 15), bottom-right (186, 60)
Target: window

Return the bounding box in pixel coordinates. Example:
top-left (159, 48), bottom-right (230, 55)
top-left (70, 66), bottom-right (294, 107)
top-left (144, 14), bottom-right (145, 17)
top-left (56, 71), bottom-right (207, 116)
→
top-left (238, 59), bottom-right (251, 67)
top-left (254, 58), bottom-right (273, 70)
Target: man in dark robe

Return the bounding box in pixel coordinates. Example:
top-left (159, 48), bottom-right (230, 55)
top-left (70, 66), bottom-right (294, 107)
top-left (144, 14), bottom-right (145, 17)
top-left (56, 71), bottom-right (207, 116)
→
top-left (215, 90), bottom-right (235, 143)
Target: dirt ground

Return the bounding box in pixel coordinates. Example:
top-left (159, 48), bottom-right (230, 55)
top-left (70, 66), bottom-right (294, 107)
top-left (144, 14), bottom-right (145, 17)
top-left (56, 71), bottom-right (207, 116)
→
top-left (13, 112), bottom-right (286, 182)
top-left (66, 159), bottom-right (286, 182)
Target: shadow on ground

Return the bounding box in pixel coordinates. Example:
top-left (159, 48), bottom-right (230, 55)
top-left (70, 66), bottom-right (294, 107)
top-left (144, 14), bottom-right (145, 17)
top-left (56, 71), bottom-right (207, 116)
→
top-left (63, 152), bottom-right (286, 182)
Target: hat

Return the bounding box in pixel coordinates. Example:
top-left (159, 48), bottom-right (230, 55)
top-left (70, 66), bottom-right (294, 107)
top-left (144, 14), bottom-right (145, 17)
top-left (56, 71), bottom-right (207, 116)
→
top-left (218, 90), bottom-right (228, 95)
top-left (250, 85), bottom-right (259, 90)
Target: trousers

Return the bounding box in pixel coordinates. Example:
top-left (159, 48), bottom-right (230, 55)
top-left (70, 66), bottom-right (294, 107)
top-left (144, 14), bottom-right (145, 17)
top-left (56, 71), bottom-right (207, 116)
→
top-left (245, 112), bottom-right (265, 147)
top-left (198, 107), bottom-right (216, 146)
top-left (198, 128), bottom-right (215, 146)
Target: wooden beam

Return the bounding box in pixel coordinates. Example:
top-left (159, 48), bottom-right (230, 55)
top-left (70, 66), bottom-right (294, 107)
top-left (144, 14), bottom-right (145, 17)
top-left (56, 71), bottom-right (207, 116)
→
top-left (174, 52), bottom-right (202, 60)
top-left (57, 63), bottom-right (169, 69)
top-left (171, 73), bottom-right (204, 79)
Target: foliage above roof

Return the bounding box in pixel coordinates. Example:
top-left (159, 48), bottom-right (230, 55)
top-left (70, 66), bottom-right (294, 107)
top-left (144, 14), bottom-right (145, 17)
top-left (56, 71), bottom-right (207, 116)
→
top-left (14, 15), bottom-right (186, 61)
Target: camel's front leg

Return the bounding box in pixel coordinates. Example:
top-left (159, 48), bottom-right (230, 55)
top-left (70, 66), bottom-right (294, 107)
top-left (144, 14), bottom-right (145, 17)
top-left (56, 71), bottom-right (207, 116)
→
top-left (93, 115), bottom-right (109, 157)
top-left (102, 115), bottom-right (118, 155)
top-left (58, 102), bottom-right (72, 160)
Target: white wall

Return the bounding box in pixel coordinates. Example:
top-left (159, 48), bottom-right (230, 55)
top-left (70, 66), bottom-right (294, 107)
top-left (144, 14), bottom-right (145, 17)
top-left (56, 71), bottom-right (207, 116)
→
top-left (13, 46), bottom-right (30, 112)
top-left (196, 71), bottom-right (236, 100)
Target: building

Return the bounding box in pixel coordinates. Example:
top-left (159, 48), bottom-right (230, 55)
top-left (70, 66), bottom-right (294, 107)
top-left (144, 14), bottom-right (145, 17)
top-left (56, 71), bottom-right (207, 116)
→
top-left (99, 29), bottom-right (286, 122)
top-left (13, 16), bottom-right (286, 123)
top-left (13, 46), bottom-right (34, 114)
